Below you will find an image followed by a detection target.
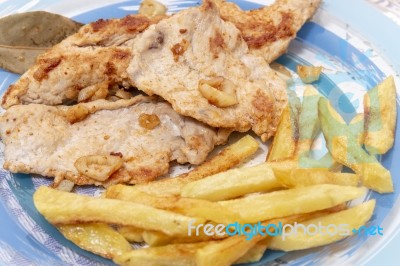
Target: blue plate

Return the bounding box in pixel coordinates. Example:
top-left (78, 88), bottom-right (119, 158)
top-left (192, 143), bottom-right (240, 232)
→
top-left (0, 0), bottom-right (399, 265)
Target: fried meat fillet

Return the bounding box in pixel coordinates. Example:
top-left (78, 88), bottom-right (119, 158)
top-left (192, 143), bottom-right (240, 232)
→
top-left (1, 14), bottom-right (163, 108)
top-left (215, 0), bottom-right (321, 63)
top-left (128, 0), bottom-right (287, 140)
top-left (0, 96), bottom-right (228, 186)
top-left (1, 0), bottom-right (320, 139)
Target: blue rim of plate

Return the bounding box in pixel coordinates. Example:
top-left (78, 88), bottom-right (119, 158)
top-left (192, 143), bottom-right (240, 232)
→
top-left (0, 0), bottom-right (399, 265)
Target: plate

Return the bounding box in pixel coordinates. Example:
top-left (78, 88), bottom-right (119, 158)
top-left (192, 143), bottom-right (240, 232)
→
top-left (0, 0), bottom-right (399, 265)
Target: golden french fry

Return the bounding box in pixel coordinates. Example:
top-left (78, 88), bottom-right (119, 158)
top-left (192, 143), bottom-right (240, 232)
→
top-left (234, 204), bottom-right (347, 264)
top-left (34, 186), bottom-right (204, 236)
top-left (267, 106), bottom-right (298, 161)
top-left (296, 85), bottom-right (322, 158)
top-left (132, 135), bottom-right (259, 197)
top-left (142, 230), bottom-right (174, 247)
top-left (266, 159), bottom-right (298, 181)
top-left (196, 234), bottom-right (262, 266)
top-left (350, 113), bottom-right (365, 145)
top-left (277, 168), bottom-right (359, 188)
top-left (180, 163), bottom-right (280, 201)
top-left (117, 226), bottom-right (144, 243)
top-left (219, 184), bottom-right (366, 223)
top-left (105, 186), bottom-right (241, 224)
top-left (319, 98), bottom-right (393, 193)
top-left (234, 237), bottom-right (271, 264)
top-left (58, 223), bottom-right (131, 259)
top-left (364, 76), bottom-right (397, 154)
top-left (297, 65), bottom-right (323, 83)
top-left (114, 242), bottom-right (211, 266)
top-left (357, 161), bottom-right (392, 193)
top-left (298, 152), bottom-right (343, 171)
top-left (195, 204), bottom-right (347, 266)
top-left (142, 225), bottom-right (227, 247)
top-left (269, 200), bottom-right (376, 251)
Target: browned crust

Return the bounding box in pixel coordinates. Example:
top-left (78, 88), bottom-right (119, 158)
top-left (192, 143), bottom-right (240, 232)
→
top-left (120, 15), bottom-right (150, 32)
top-left (32, 57), bottom-right (62, 81)
top-left (209, 31), bottom-right (226, 58)
top-left (89, 15), bottom-right (153, 34)
top-left (242, 12), bottom-right (294, 49)
top-left (252, 89), bottom-right (275, 115)
top-left (90, 19), bottom-right (109, 32)
top-left (171, 39), bottom-right (189, 62)
top-left (112, 49), bottom-right (131, 60)
top-left (215, 0), bottom-right (321, 62)
top-left (1, 78), bottom-right (29, 108)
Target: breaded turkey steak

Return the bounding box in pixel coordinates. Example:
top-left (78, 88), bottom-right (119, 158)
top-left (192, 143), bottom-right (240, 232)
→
top-left (0, 96), bottom-right (229, 186)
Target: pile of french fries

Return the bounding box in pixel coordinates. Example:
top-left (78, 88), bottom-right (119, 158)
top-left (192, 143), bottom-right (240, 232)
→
top-left (33, 72), bottom-right (397, 266)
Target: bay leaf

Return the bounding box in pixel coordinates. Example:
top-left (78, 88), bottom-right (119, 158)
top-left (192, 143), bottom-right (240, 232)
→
top-left (0, 11), bottom-right (83, 74)
top-left (0, 45), bottom-right (47, 74)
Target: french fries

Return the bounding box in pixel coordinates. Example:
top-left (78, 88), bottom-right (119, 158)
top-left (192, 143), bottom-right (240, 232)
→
top-left (267, 106), bottom-right (298, 161)
top-left (196, 234), bottom-right (262, 266)
top-left (142, 220), bottom-right (228, 247)
top-left (196, 205), bottom-right (347, 266)
top-left (235, 237), bottom-right (271, 264)
top-left (296, 85), bottom-right (322, 157)
top-left (235, 204), bottom-right (347, 264)
top-left (105, 186), bottom-right (241, 224)
top-left (133, 135), bottom-right (259, 197)
top-left (235, 203), bottom-right (346, 263)
top-left (350, 113), bottom-right (365, 145)
top-left (319, 98), bottom-right (393, 193)
top-left (364, 76), bottom-right (397, 154)
top-left (58, 223), bottom-right (131, 259)
top-left (277, 168), bottom-right (359, 188)
top-left (142, 229), bottom-right (225, 247)
top-left (142, 231), bottom-right (176, 247)
top-left (269, 200), bottom-right (376, 251)
top-left (219, 184), bottom-right (366, 223)
top-left (117, 226), bottom-right (144, 243)
top-left (298, 152), bottom-right (342, 171)
top-left (267, 160), bottom-right (299, 180)
top-left (34, 186), bottom-right (205, 236)
top-left (114, 242), bottom-right (210, 266)
top-left (180, 163), bottom-right (280, 201)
